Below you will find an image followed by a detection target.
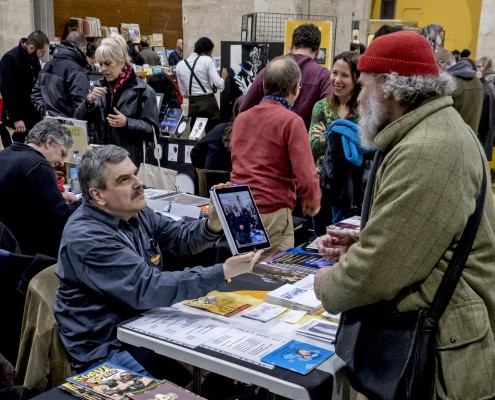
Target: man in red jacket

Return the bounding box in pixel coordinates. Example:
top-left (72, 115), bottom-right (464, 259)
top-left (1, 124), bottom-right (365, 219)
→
top-left (230, 56), bottom-right (321, 258)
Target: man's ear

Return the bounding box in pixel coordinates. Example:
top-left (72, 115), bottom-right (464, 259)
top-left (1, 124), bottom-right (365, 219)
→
top-left (89, 187), bottom-right (105, 206)
top-left (26, 44), bottom-right (36, 55)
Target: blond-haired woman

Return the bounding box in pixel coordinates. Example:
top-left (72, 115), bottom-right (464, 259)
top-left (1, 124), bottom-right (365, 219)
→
top-left (76, 34), bottom-right (159, 166)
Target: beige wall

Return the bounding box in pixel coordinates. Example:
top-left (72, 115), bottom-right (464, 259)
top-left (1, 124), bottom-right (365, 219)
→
top-left (0, 0), bottom-right (35, 57)
top-left (477, 0), bottom-right (495, 61)
top-left (182, 0), bottom-right (372, 63)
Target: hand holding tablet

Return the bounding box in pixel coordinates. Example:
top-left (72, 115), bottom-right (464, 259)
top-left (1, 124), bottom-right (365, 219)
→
top-left (210, 184), bottom-right (271, 255)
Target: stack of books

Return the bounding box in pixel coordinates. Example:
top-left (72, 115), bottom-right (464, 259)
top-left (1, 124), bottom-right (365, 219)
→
top-left (264, 274), bottom-right (322, 314)
top-left (59, 362), bottom-right (204, 399)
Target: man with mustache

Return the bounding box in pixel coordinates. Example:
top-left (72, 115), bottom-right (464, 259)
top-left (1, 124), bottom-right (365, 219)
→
top-left (55, 144), bottom-right (261, 385)
top-left (314, 31), bottom-right (495, 399)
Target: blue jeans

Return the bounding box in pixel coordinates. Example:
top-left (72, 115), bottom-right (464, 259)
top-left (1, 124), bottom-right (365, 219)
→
top-left (76, 346), bottom-right (192, 387)
top-left (78, 348), bottom-right (150, 376)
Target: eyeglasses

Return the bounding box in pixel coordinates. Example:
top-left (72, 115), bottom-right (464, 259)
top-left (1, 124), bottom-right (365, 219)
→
top-left (55, 142), bottom-right (68, 159)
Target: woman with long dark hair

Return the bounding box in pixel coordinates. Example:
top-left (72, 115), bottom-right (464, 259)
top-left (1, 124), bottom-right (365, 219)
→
top-left (309, 51), bottom-right (373, 235)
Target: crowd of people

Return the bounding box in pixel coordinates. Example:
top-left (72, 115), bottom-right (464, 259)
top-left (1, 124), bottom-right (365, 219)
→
top-left (0, 21), bottom-right (494, 400)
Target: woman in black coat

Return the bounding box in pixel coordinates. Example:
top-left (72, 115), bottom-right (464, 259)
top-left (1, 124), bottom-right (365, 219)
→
top-left (75, 34), bottom-right (159, 166)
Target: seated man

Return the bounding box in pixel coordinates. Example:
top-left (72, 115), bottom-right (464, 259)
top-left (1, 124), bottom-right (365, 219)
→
top-left (54, 145), bottom-right (261, 385)
top-left (0, 119), bottom-right (80, 257)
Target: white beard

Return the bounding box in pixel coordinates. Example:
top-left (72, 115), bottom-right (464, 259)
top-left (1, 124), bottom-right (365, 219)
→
top-left (358, 86), bottom-right (389, 149)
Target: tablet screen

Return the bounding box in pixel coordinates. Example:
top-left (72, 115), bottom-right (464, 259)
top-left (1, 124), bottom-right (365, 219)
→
top-left (213, 185), bottom-right (271, 254)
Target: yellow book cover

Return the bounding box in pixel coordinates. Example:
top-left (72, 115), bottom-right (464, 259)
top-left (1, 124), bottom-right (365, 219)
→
top-left (183, 291), bottom-right (252, 317)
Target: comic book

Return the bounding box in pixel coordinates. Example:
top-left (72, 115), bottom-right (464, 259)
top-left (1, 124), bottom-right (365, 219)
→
top-left (125, 379), bottom-right (206, 399)
top-left (183, 290), bottom-right (252, 317)
top-left (67, 362), bottom-right (159, 400)
top-left (59, 381), bottom-right (112, 400)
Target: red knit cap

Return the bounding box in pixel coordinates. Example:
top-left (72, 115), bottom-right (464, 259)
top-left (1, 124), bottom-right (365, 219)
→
top-left (358, 30), bottom-right (439, 76)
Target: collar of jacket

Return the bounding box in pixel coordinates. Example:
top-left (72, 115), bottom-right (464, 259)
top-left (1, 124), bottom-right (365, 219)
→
top-left (374, 96), bottom-right (454, 153)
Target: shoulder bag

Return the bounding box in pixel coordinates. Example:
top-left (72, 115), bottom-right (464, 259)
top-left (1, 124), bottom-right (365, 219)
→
top-left (334, 150), bottom-right (487, 400)
top-left (137, 127), bottom-right (177, 191)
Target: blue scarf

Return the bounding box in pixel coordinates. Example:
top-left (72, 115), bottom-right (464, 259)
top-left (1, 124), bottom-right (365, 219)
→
top-left (326, 119), bottom-right (371, 166)
top-left (263, 95), bottom-right (293, 110)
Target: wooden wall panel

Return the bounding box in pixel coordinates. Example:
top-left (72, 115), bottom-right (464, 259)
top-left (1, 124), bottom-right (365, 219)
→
top-left (53, 0), bottom-right (182, 50)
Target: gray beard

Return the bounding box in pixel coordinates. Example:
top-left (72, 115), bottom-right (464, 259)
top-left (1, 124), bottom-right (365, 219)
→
top-left (358, 89), bottom-right (388, 149)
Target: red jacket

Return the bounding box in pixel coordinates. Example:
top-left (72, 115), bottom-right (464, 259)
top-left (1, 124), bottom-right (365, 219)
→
top-left (231, 100), bottom-right (321, 214)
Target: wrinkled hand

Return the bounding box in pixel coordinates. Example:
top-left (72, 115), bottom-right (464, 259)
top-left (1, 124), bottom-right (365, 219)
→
top-left (206, 181), bottom-right (231, 233)
top-left (86, 86), bottom-right (107, 103)
top-left (14, 120), bottom-right (26, 133)
top-left (316, 229), bottom-right (356, 263)
top-left (313, 266), bottom-right (332, 300)
top-left (223, 250), bottom-right (263, 279)
top-left (310, 121), bottom-right (326, 138)
top-left (107, 107), bottom-right (127, 128)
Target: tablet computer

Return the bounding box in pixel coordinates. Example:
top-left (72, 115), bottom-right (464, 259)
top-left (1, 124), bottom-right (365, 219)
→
top-left (211, 185), bottom-right (271, 255)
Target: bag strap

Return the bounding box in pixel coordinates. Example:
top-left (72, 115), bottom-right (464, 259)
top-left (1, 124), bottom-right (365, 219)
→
top-left (185, 57), bottom-right (207, 95)
top-left (361, 146), bottom-right (487, 323)
top-left (429, 162), bottom-right (486, 320)
top-left (142, 125), bottom-right (162, 168)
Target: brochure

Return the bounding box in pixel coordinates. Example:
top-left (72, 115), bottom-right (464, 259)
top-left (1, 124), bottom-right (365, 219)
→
top-left (260, 339), bottom-right (333, 375)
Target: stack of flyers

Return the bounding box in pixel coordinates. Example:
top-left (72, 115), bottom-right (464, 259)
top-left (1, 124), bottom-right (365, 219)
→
top-left (296, 319), bottom-right (339, 344)
top-left (241, 303), bottom-right (288, 322)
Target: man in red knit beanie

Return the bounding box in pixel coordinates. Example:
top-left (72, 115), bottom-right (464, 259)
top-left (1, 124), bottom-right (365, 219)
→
top-left (314, 30), bottom-right (495, 399)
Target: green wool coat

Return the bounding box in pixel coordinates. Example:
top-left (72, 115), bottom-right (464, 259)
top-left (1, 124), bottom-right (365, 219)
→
top-left (319, 96), bottom-right (495, 400)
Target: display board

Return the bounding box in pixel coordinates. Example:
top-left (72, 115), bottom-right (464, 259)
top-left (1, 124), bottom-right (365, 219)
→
top-left (220, 41), bottom-right (284, 96)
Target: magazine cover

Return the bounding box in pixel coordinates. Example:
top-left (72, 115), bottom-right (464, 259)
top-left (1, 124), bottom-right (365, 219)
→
top-left (183, 291), bottom-right (252, 317)
top-left (67, 362), bottom-right (159, 400)
top-left (160, 108), bottom-right (183, 135)
top-left (260, 339), bottom-right (333, 375)
top-left (125, 379), bottom-right (206, 399)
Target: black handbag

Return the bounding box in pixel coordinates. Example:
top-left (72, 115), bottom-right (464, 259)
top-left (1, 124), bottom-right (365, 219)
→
top-left (335, 150), bottom-right (487, 400)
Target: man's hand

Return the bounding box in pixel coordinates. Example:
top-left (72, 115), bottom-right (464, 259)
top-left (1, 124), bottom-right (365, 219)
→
top-left (206, 181), bottom-right (232, 233)
top-left (223, 250), bottom-right (263, 279)
top-left (316, 229), bottom-right (356, 263)
top-left (14, 120), bottom-right (26, 133)
top-left (313, 266), bottom-right (332, 300)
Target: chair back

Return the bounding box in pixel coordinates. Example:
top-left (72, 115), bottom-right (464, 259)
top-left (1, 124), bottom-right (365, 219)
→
top-left (15, 265), bottom-right (74, 393)
top-left (195, 168), bottom-right (231, 197)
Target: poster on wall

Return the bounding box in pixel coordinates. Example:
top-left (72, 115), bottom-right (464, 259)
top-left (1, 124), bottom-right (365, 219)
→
top-left (284, 20), bottom-right (333, 69)
top-left (220, 41), bottom-right (284, 95)
top-left (220, 41), bottom-right (284, 121)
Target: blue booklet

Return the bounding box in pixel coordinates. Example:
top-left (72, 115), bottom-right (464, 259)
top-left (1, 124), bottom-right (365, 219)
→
top-left (260, 339), bottom-right (334, 375)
